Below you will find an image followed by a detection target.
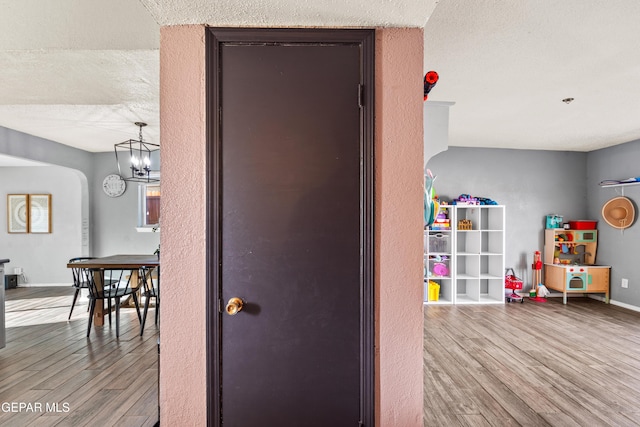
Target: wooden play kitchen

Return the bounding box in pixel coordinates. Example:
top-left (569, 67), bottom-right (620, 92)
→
top-left (543, 219), bottom-right (610, 304)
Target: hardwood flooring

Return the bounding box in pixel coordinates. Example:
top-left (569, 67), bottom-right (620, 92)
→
top-left (6, 287), bottom-right (638, 426)
top-left (0, 286), bottom-right (158, 427)
top-left (424, 297), bottom-right (640, 426)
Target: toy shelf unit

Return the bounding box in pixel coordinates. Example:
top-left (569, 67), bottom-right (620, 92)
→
top-left (424, 229), bottom-right (453, 304)
top-left (424, 205), bottom-right (505, 305)
top-left (454, 205), bottom-right (505, 304)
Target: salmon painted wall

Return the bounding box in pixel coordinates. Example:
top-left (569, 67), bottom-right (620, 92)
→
top-left (159, 25), bottom-right (208, 425)
top-left (159, 26), bottom-right (424, 426)
top-left (374, 28), bottom-right (424, 426)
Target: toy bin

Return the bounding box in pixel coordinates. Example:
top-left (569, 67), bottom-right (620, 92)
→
top-left (568, 220), bottom-right (597, 230)
top-left (428, 233), bottom-right (451, 253)
top-left (428, 257), bottom-right (450, 277)
top-left (428, 281), bottom-right (440, 301)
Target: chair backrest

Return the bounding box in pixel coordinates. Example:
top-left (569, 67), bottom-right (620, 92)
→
top-left (69, 257), bottom-right (96, 288)
top-left (82, 268), bottom-right (137, 299)
top-left (139, 267), bottom-right (158, 294)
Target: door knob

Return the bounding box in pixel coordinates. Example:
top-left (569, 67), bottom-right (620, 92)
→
top-left (225, 297), bottom-right (244, 315)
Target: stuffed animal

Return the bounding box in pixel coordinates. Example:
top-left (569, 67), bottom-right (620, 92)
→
top-left (424, 169), bottom-right (439, 226)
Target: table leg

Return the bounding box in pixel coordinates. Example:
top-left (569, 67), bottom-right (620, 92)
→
top-left (93, 270), bottom-right (105, 327)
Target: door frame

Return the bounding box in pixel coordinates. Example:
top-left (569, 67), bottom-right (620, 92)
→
top-left (205, 27), bottom-right (375, 427)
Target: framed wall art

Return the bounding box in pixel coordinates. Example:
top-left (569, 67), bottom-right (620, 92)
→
top-left (7, 194), bottom-right (29, 233)
top-left (29, 194), bottom-right (52, 233)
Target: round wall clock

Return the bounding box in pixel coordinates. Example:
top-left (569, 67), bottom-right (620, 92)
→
top-left (103, 174), bottom-right (126, 197)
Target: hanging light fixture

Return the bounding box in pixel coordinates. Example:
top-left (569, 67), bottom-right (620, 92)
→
top-left (114, 122), bottom-right (159, 183)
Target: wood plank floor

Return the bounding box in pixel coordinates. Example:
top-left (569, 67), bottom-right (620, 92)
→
top-left (0, 286), bottom-right (158, 427)
top-left (424, 297), bottom-right (640, 426)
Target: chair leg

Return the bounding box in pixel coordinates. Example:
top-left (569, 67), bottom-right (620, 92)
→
top-left (115, 297), bottom-right (120, 338)
top-left (132, 292), bottom-right (142, 323)
top-left (69, 288), bottom-right (80, 320)
top-left (140, 294), bottom-right (150, 336)
top-left (87, 299), bottom-right (96, 337)
top-left (107, 297), bottom-right (112, 326)
top-left (155, 294), bottom-right (159, 325)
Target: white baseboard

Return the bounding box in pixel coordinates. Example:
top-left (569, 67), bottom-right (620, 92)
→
top-left (542, 292), bottom-right (640, 313)
top-left (515, 291), bottom-right (640, 313)
top-left (16, 283), bottom-right (71, 288)
top-left (598, 296), bottom-right (640, 313)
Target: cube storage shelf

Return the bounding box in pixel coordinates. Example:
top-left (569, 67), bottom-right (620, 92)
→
top-left (424, 205), bottom-right (505, 304)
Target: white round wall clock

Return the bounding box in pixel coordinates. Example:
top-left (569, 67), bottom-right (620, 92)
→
top-left (103, 174), bottom-right (126, 197)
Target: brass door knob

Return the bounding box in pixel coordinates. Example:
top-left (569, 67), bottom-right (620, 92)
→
top-left (225, 297), bottom-right (244, 315)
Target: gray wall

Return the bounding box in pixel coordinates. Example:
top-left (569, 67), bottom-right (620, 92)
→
top-left (0, 126), bottom-right (159, 285)
top-left (427, 147), bottom-right (588, 290)
top-left (0, 166), bottom-right (83, 283)
top-left (0, 127), bottom-right (95, 176)
top-left (92, 152), bottom-right (160, 257)
top-left (429, 143), bottom-right (640, 309)
top-left (587, 139), bottom-right (640, 307)
top-left (4, 124), bottom-right (637, 308)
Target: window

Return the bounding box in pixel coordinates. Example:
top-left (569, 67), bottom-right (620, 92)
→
top-left (138, 184), bottom-right (160, 229)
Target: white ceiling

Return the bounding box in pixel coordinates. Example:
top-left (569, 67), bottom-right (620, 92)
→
top-left (424, 0), bottom-right (640, 152)
top-left (0, 0), bottom-right (639, 159)
top-left (0, 0), bottom-right (161, 153)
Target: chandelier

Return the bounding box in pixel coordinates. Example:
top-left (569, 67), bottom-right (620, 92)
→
top-left (114, 122), bottom-right (159, 183)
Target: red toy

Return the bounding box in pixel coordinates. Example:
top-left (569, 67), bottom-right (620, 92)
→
top-left (505, 268), bottom-right (524, 303)
top-left (532, 251), bottom-right (542, 291)
top-left (424, 71), bottom-right (439, 100)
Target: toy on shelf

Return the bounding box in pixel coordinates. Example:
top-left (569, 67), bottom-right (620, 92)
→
top-left (458, 219), bottom-right (472, 230)
top-left (545, 214), bottom-right (563, 229)
top-left (599, 176), bottom-right (640, 186)
top-left (428, 255), bottom-right (449, 277)
top-left (453, 194), bottom-right (478, 205)
top-left (432, 262), bottom-right (448, 277)
top-left (452, 194), bottom-right (498, 205)
top-left (424, 169), bottom-right (439, 227)
top-left (427, 280), bottom-right (440, 301)
top-left (430, 206), bottom-right (450, 230)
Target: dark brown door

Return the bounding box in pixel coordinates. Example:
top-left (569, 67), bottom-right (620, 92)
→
top-left (207, 29), bottom-right (374, 427)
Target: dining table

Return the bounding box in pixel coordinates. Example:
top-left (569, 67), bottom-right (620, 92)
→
top-left (66, 254), bottom-right (160, 327)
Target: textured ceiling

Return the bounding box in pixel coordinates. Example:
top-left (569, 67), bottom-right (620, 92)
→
top-left (0, 0), bottom-right (160, 153)
top-left (0, 0), bottom-right (639, 158)
top-left (140, 0), bottom-right (435, 27)
top-left (0, 0), bottom-right (437, 154)
top-left (424, 0), bottom-right (640, 152)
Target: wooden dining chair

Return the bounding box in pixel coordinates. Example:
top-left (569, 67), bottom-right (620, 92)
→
top-left (68, 257), bottom-right (96, 320)
top-left (81, 267), bottom-right (142, 338)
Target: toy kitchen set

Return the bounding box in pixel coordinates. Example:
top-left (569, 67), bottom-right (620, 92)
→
top-left (543, 215), bottom-right (610, 304)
